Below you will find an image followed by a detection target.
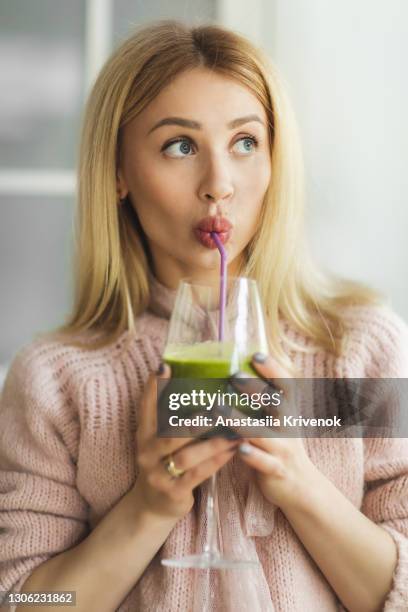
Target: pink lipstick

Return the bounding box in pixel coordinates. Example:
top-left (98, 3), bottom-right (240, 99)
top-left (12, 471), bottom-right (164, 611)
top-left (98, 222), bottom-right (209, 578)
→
top-left (194, 216), bottom-right (233, 249)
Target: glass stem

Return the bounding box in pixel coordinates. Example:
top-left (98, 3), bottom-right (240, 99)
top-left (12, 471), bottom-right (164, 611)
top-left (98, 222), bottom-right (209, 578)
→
top-left (203, 473), bottom-right (219, 557)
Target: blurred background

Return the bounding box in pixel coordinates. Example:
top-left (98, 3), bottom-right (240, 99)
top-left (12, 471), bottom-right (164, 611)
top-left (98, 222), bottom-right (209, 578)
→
top-left (1, 0), bottom-right (407, 383)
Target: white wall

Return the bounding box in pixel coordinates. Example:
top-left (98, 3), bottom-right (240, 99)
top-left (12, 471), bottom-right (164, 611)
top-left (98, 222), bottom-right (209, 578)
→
top-left (0, 0), bottom-right (216, 367)
top-left (259, 0), bottom-right (408, 319)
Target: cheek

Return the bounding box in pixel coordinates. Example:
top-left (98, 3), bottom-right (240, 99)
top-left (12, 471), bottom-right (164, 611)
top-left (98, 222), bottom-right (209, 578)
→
top-left (253, 156), bottom-right (271, 193)
top-left (128, 163), bottom-right (169, 217)
top-left (238, 159), bottom-right (271, 216)
top-left (126, 158), bottom-right (180, 216)
top-left (126, 160), bottom-right (192, 243)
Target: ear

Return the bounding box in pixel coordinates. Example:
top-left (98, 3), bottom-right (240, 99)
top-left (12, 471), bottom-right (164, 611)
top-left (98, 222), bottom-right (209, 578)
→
top-left (116, 168), bottom-right (129, 202)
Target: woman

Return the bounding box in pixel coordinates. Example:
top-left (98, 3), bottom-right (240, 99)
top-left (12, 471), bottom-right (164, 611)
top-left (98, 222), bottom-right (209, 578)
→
top-left (1, 20), bottom-right (407, 612)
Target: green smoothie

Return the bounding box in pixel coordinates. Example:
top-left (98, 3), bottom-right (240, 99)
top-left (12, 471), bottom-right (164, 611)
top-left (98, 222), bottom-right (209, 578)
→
top-left (164, 341), bottom-right (256, 378)
top-left (162, 341), bottom-right (258, 421)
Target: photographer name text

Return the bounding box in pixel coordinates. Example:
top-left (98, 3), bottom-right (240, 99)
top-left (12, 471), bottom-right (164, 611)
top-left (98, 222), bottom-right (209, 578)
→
top-left (167, 414), bottom-right (342, 428)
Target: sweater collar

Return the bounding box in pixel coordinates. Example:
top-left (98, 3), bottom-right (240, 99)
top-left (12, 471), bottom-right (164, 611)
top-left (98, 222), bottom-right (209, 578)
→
top-left (147, 270), bottom-right (177, 320)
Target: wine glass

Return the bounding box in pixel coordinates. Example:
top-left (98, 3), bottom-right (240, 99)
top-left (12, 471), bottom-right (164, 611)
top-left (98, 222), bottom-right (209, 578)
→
top-left (160, 275), bottom-right (269, 569)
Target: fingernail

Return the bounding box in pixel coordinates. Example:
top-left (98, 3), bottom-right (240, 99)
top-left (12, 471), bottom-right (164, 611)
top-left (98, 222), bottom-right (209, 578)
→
top-left (239, 443), bottom-right (252, 455)
top-left (230, 371), bottom-right (249, 384)
top-left (157, 362), bottom-right (165, 375)
top-left (253, 352), bottom-right (267, 363)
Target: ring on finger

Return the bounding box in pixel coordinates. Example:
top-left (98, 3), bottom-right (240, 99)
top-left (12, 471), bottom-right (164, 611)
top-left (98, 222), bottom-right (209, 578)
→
top-left (163, 453), bottom-right (185, 479)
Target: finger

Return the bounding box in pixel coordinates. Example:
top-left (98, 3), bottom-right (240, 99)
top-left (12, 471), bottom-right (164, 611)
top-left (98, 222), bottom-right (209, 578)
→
top-left (245, 435), bottom-right (289, 453)
top-left (229, 372), bottom-right (277, 397)
top-left (142, 434), bottom-right (196, 468)
top-left (166, 436), bottom-right (240, 472)
top-left (249, 354), bottom-right (302, 427)
top-left (145, 436), bottom-right (238, 479)
top-left (250, 353), bottom-right (291, 397)
top-left (237, 442), bottom-right (285, 476)
top-left (137, 363), bottom-right (171, 441)
top-left (177, 446), bottom-right (238, 491)
top-left (148, 440), bottom-right (239, 494)
top-left (252, 353), bottom-right (289, 378)
top-left (227, 374), bottom-right (281, 420)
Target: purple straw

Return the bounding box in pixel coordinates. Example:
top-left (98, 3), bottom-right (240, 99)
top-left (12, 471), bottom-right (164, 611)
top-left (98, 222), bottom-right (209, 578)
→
top-left (211, 232), bottom-right (227, 341)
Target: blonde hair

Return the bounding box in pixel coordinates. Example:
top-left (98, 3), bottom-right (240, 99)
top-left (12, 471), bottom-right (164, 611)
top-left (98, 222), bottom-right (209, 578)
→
top-left (50, 20), bottom-right (381, 363)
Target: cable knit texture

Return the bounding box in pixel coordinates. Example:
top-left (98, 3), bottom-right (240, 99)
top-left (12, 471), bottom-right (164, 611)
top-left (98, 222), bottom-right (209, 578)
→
top-left (1, 273), bottom-right (408, 611)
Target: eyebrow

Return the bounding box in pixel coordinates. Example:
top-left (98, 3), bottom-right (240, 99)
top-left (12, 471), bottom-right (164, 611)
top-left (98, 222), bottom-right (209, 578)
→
top-left (148, 114), bottom-right (264, 134)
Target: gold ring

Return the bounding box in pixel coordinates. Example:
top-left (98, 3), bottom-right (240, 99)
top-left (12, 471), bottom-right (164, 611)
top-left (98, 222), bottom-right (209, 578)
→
top-left (164, 454), bottom-right (185, 478)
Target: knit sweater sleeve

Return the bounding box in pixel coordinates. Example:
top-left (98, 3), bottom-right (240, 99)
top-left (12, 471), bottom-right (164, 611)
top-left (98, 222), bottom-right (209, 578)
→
top-left (362, 438), bottom-right (408, 611)
top-left (358, 307), bottom-right (408, 611)
top-left (0, 342), bottom-right (89, 609)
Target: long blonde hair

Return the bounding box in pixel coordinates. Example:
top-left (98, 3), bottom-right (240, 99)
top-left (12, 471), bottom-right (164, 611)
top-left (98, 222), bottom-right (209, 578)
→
top-left (51, 20), bottom-right (381, 362)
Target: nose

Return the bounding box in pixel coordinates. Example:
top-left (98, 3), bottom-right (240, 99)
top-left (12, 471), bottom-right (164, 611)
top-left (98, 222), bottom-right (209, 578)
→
top-left (198, 154), bottom-right (234, 207)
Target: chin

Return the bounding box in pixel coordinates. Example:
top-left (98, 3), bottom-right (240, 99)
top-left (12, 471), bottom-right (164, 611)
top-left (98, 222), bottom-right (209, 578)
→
top-left (198, 255), bottom-right (222, 271)
top-left (182, 238), bottom-right (242, 271)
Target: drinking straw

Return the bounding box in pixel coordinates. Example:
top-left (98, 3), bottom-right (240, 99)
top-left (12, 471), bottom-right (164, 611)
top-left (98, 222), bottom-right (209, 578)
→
top-left (210, 232), bottom-right (227, 341)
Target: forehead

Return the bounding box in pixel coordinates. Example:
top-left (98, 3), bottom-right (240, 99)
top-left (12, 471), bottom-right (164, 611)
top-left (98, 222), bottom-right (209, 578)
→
top-left (134, 67), bottom-right (267, 128)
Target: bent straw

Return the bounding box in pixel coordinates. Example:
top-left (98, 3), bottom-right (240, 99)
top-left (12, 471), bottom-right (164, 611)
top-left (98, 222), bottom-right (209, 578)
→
top-left (210, 232), bottom-right (227, 341)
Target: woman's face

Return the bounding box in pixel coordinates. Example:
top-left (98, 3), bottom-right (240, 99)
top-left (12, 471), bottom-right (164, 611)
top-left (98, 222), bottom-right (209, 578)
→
top-left (117, 67), bottom-right (271, 288)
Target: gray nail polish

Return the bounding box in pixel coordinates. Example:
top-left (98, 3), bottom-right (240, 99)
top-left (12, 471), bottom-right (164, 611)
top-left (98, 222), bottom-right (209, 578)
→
top-left (231, 371), bottom-right (249, 383)
top-left (239, 443), bottom-right (252, 455)
top-left (253, 352), bottom-right (267, 363)
top-left (157, 362), bottom-right (165, 375)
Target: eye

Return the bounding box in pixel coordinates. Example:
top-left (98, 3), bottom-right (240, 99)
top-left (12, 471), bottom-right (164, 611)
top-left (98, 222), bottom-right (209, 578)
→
top-left (162, 138), bottom-right (194, 158)
top-left (233, 136), bottom-right (258, 155)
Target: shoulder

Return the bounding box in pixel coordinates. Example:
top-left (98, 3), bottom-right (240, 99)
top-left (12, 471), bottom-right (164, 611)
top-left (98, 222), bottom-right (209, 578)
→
top-left (1, 333), bottom-right (112, 420)
top-left (1, 311), bottom-right (167, 407)
top-left (339, 303), bottom-right (408, 377)
top-left (3, 332), bottom-right (121, 393)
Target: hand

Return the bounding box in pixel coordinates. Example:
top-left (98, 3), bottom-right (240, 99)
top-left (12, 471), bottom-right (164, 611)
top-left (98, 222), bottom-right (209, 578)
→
top-left (132, 363), bottom-right (240, 521)
top-left (230, 353), bottom-right (316, 512)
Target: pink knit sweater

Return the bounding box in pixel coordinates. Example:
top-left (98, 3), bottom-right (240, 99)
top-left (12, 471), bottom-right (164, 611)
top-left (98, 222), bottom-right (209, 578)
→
top-left (1, 273), bottom-right (408, 611)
